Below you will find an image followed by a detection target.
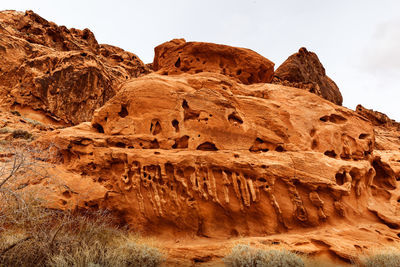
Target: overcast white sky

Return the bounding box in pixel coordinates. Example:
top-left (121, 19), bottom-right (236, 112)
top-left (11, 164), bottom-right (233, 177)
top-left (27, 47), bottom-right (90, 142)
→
top-left (1, 0), bottom-right (399, 121)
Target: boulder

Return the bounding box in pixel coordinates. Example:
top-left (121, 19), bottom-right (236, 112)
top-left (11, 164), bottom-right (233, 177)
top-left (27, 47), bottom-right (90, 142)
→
top-left (153, 39), bottom-right (275, 84)
top-left (0, 10), bottom-right (149, 124)
top-left (273, 47), bottom-right (343, 105)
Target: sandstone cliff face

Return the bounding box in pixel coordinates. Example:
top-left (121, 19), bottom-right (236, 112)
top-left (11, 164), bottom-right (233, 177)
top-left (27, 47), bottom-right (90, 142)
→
top-left (273, 47), bottom-right (343, 105)
top-left (0, 10), bottom-right (149, 124)
top-left (2, 10), bottom-right (400, 265)
top-left (153, 39), bottom-right (275, 84)
top-left (37, 73), bottom-right (399, 244)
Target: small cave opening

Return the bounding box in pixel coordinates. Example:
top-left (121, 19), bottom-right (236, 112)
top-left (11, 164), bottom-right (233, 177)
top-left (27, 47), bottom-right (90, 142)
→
top-left (172, 119), bottom-right (180, 132)
top-left (182, 99), bottom-right (189, 109)
top-left (175, 57), bottom-right (181, 68)
top-left (228, 112), bottom-right (243, 124)
top-left (172, 135), bottom-right (189, 149)
top-left (150, 139), bottom-right (160, 149)
top-left (150, 120), bottom-right (162, 135)
top-left (319, 116), bottom-right (329, 122)
top-left (115, 142), bottom-right (126, 148)
top-left (196, 142), bottom-right (218, 151)
top-left (372, 158), bottom-right (397, 190)
top-left (335, 173), bottom-right (345, 185)
top-left (92, 123), bottom-right (104, 133)
top-left (359, 133), bottom-right (370, 139)
top-left (118, 105), bottom-right (128, 118)
top-left (324, 150), bottom-right (337, 158)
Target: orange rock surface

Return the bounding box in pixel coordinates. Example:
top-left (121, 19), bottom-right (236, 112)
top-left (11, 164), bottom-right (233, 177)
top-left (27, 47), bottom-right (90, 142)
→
top-left (1, 10), bottom-right (400, 266)
top-left (0, 10), bottom-right (149, 125)
top-left (153, 39), bottom-right (275, 84)
top-left (273, 47), bottom-right (343, 105)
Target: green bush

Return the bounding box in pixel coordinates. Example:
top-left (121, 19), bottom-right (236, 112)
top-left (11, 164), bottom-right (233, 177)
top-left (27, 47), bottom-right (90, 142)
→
top-left (224, 244), bottom-right (304, 267)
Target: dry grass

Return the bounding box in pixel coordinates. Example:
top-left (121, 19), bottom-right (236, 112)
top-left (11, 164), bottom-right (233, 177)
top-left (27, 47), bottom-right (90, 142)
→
top-left (359, 249), bottom-right (400, 267)
top-left (224, 244), bottom-right (305, 267)
top-left (0, 145), bottom-right (164, 267)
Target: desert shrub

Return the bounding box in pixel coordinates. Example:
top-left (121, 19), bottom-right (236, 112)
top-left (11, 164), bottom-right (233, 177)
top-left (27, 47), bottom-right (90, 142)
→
top-left (11, 129), bottom-right (32, 140)
top-left (10, 110), bottom-right (21, 116)
top-left (362, 252), bottom-right (400, 267)
top-left (23, 117), bottom-right (43, 127)
top-left (224, 244), bottom-right (304, 267)
top-left (0, 145), bottom-right (164, 267)
top-left (0, 127), bottom-right (10, 134)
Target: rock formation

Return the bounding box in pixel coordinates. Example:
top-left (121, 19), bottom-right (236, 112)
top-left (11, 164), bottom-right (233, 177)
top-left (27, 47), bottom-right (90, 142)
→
top-left (273, 47), bottom-right (343, 105)
top-left (37, 72), bottom-right (379, 240)
top-left (0, 10), bottom-right (149, 125)
top-left (1, 10), bottom-right (400, 266)
top-left (153, 38), bottom-right (275, 84)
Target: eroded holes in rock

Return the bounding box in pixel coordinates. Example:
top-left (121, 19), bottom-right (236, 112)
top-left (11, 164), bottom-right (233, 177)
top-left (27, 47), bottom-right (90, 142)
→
top-left (258, 178), bottom-right (267, 182)
top-left (335, 173), bottom-right (345, 185)
top-left (249, 138), bottom-right (271, 152)
top-left (359, 133), bottom-right (370, 139)
top-left (397, 233), bottom-right (400, 238)
top-left (172, 119), bottom-right (180, 132)
top-left (228, 112), bottom-right (243, 124)
top-left (175, 57), bottom-right (181, 68)
top-left (275, 145), bottom-right (284, 152)
top-left (193, 256), bottom-right (212, 263)
top-left (319, 116), bottom-right (329, 122)
top-left (247, 73), bottom-right (255, 84)
top-left (150, 139), bottom-right (160, 149)
top-left (311, 139), bottom-right (318, 149)
top-left (150, 120), bottom-right (162, 135)
top-left (115, 142), bottom-right (126, 148)
top-left (265, 185), bottom-right (269, 189)
top-left (172, 135), bottom-right (189, 149)
top-left (236, 69), bottom-right (242, 75)
top-left (93, 123), bottom-right (104, 133)
top-left (80, 52), bottom-right (87, 57)
top-left (118, 105), bottom-right (128, 118)
top-left (182, 100), bottom-right (200, 121)
top-left (195, 69), bottom-right (203, 73)
top-left (234, 154), bottom-right (239, 158)
top-left (324, 150), bottom-right (337, 158)
top-left (372, 158), bottom-right (397, 190)
top-left (62, 191), bottom-right (71, 198)
top-left (196, 142), bottom-right (218, 151)
top-left (320, 114), bottom-right (347, 124)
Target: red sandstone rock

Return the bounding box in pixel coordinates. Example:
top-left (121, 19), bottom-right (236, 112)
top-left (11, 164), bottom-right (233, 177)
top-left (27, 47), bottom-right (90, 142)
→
top-left (2, 11), bottom-right (400, 265)
top-left (0, 10), bottom-right (148, 124)
top-left (33, 72), bottom-right (400, 264)
top-left (153, 39), bottom-right (275, 84)
top-left (273, 47), bottom-right (343, 105)
top-left (37, 73), bottom-right (387, 241)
